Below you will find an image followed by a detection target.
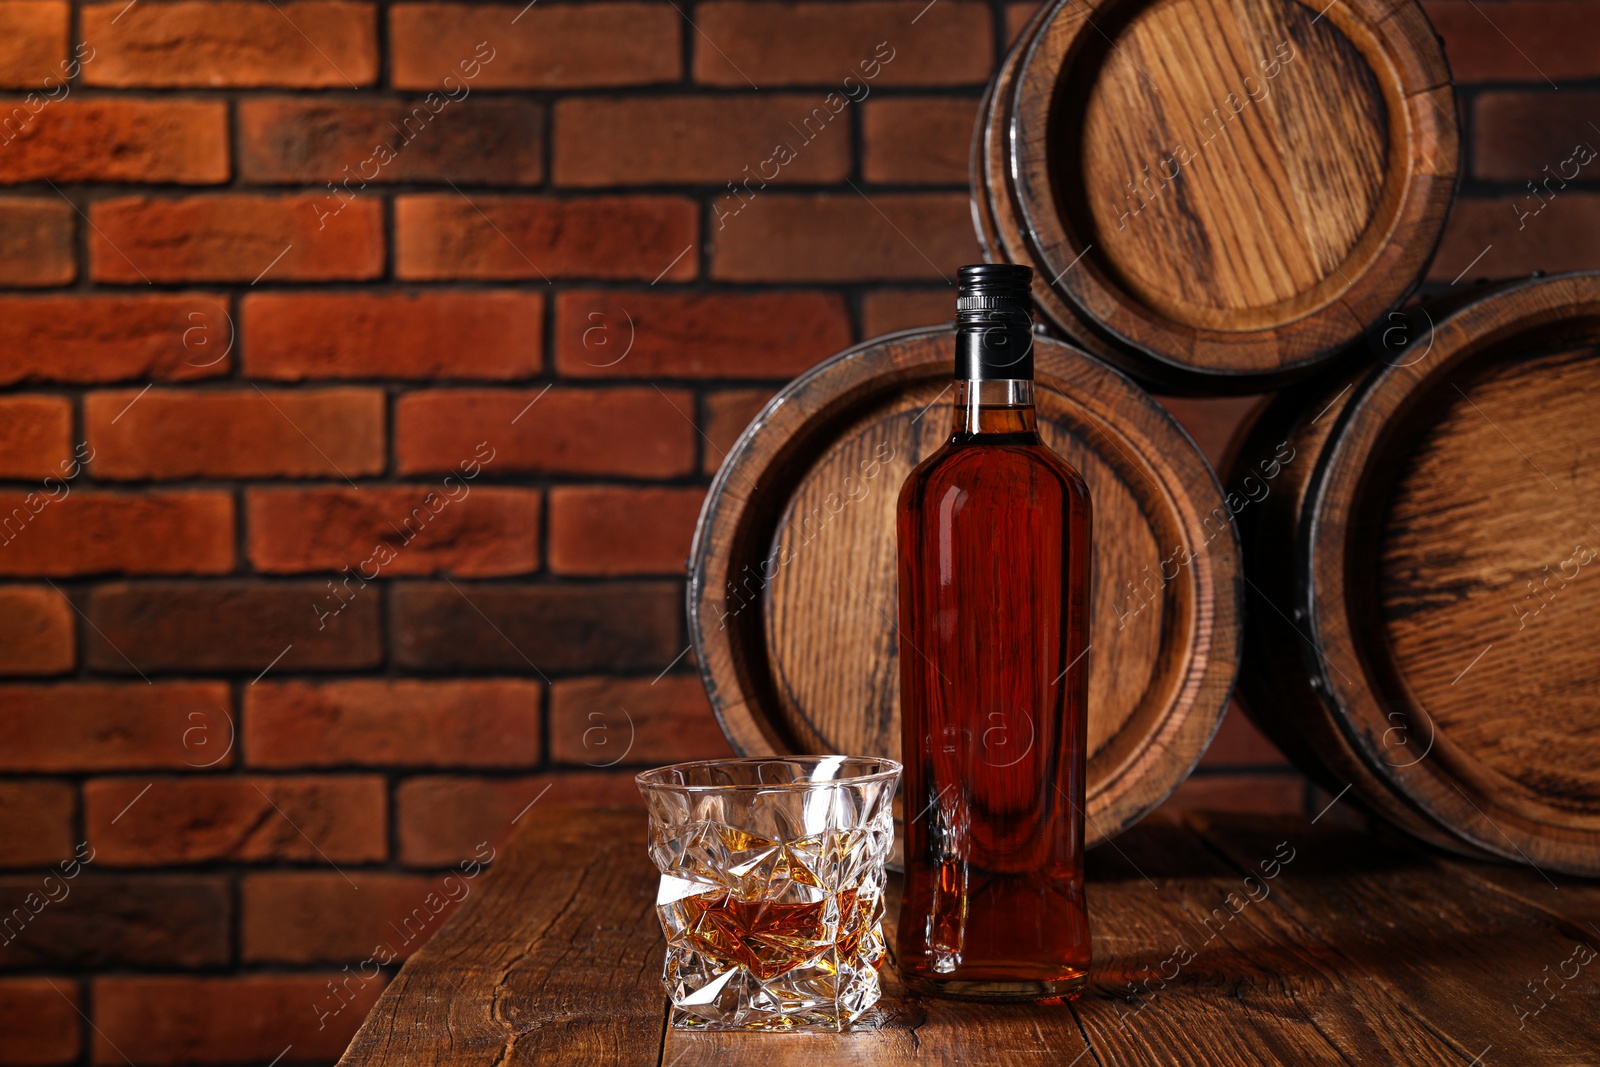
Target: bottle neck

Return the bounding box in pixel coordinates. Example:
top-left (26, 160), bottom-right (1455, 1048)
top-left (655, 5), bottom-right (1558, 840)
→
top-left (950, 379), bottom-right (1038, 438)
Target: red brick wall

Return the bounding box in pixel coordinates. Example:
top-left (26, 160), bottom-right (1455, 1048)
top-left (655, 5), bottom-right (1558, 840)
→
top-left (0, 0), bottom-right (1589, 1060)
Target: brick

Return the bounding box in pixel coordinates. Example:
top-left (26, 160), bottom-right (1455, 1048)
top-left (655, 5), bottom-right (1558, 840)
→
top-left (694, 2), bottom-right (992, 86)
top-left (1427, 194), bottom-right (1600, 282)
top-left (84, 581), bottom-right (381, 674)
top-left (864, 97), bottom-right (980, 184)
top-left (1006, 0), bottom-right (1040, 41)
top-left (0, 683), bottom-right (233, 771)
top-left (391, 3), bottom-right (680, 90)
top-left (244, 679), bottom-right (542, 768)
top-left (1199, 701), bottom-right (1289, 769)
top-left (553, 95), bottom-right (850, 186)
top-left (92, 974), bottom-right (383, 1065)
top-left (0, 200), bottom-right (72, 285)
top-left (85, 776), bottom-right (386, 866)
top-left (86, 387), bottom-right (384, 480)
top-left (712, 192), bottom-right (979, 281)
top-left (393, 581), bottom-right (682, 673)
top-left (83, 1), bottom-right (377, 88)
top-left (248, 486), bottom-right (540, 578)
top-left (0, 100), bottom-right (228, 184)
top-left (1155, 395), bottom-right (1262, 471)
top-left (0, 2), bottom-right (67, 90)
top-left (1422, 0), bottom-right (1600, 83)
top-left (241, 871), bottom-right (470, 963)
top-left (553, 291), bottom-right (849, 379)
top-left (1155, 773), bottom-right (1306, 818)
top-left (703, 387), bottom-right (776, 475)
top-left (0, 294), bottom-right (233, 385)
top-left (1472, 91), bottom-right (1600, 182)
top-left (398, 776), bottom-right (644, 866)
top-left (0, 875), bottom-right (229, 970)
top-left (0, 978), bottom-right (80, 1065)
top-left (239, 96), bottom-right (543, 185)
top-left (0, 781), bottom-right (73, 869)
top-left (242, 291), bottom-right (543, 381)
top-left (0, 588), bottom-right (73, 676)
top-left (0, 396), bottom-right (69, 477)
top-left (395, 194), bottom-right (697, 281)
top-left (549, 676), bottom-right (732, 766)
top-left (548, 487), bottom-right (703, 576)
top-left (861, 288), bottom-right (955, 335)
top-left (0, 491), bottom-right (234, 577)
top-left (89, 195), bottom-right (382, 284)
top-left (396, 387), bottom-right (696, 478)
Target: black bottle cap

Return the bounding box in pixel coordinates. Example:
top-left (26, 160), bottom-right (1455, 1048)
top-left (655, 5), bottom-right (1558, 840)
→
top-left (955, 263), bottom-right (1034, 379)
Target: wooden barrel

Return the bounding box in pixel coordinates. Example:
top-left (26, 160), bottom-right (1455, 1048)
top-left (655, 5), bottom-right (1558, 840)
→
top-left (1230, 272), bottom-right (1600, 876)
top-left (977, 0), bottom-right (1458, 394)
top-left (688, 327), bottom-right (1242, 846)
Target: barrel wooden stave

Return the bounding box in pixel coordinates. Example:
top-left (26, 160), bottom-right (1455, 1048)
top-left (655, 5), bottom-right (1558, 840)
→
top-left (1229, 371), bottom-right (1490, 856)
top-left (973, 9), bottom-right (1122, 370)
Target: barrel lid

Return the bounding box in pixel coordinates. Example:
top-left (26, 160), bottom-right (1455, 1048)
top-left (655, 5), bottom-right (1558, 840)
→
top-left (687, 326), bottom-right (1242, 846)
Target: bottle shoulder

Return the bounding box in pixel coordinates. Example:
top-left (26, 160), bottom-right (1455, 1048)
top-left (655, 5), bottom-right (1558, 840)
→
top-left (903, 438), bottom-right (1089, 492)
top-left (898, 438), bottom-right (1091, 520)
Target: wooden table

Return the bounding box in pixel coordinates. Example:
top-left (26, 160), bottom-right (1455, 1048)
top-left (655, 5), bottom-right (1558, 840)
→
top-left (338, 807), bottom-right (1600, 1065)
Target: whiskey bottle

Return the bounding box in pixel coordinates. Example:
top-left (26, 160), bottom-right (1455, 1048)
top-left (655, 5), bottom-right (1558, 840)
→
top-left (896, 263), bottom-right (1092, 1000)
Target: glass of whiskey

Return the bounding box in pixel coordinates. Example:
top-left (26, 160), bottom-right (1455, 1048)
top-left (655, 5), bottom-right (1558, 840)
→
top-left (636, 755), bottom-right (901, 1032)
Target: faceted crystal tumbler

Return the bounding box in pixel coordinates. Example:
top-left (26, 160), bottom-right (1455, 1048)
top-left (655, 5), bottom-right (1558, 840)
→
top-left (636, 756), bottom-right (902, 1032)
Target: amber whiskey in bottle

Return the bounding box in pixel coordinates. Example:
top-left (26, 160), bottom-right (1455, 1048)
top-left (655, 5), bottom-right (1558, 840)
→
top-left (896, 263), bottom-right (1092, 1000)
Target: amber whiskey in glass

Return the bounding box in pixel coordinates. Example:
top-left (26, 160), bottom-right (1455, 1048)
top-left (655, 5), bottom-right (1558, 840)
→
top-left (896, 263), bottom-right (1092, 1000)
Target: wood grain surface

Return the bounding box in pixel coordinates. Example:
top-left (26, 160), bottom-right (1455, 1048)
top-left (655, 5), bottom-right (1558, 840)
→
top-left (1228, 272), bottom-right (1600, 876)
top-left (989, 0), bottom-right (1457, 392)
top-left (1081, 0), bottom-right (1386, 325)
top-left (336, 808), bottom-right (665, 1067)
top-left (688, 327), bottom-right (1242, 848)
top-left (337, 806), bottom-right (1600, 1065)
